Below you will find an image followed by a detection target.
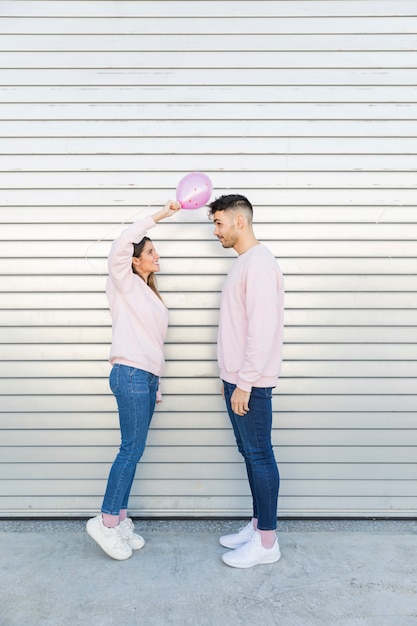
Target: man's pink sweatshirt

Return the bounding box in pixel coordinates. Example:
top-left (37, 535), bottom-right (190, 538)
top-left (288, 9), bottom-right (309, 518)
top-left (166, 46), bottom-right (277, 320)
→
top-left (218, 243), bottom-right (285, 392)
top-left (106, 216), bottom-right (169, 379)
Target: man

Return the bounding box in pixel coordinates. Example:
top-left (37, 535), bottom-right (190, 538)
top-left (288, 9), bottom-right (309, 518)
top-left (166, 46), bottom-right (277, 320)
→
top-left (208, 194), bottom-right (284, 569)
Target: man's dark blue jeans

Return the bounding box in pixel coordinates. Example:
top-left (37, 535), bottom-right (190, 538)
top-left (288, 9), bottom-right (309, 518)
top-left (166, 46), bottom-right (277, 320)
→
top-left (223, 380), bottom-right (280, 531)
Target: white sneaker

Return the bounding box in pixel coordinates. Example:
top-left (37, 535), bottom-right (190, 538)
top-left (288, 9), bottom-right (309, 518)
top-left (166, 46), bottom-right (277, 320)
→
top-left (219, 521), bottom-right (255, 549)
top-left (222, 531), bottom-right (281, 569)
top-left (119, 518), bottom-right (145, 550)
top-left (86, 515), bottom-right (132, 561)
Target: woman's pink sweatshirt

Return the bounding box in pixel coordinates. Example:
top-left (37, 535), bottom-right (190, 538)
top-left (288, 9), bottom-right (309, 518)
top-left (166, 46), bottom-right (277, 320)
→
top-left (106, 216), bottom-right (169, 385)
top-left (218, 243), bottom-right (285, 392)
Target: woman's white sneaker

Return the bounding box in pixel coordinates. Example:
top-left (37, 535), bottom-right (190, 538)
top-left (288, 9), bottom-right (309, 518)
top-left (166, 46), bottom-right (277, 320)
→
top-left (219, 521), bottom-right (255, 549)
top-left (119, 518), bottom-right (145, 550)
top-left (222, 531), bottom-right (281, 569)
top-left (86, 515), bottom-right (132, 560)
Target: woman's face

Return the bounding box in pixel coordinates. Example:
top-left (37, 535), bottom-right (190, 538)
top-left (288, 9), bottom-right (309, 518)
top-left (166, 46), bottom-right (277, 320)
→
top-left (132, 240), bottom-right (160, 279)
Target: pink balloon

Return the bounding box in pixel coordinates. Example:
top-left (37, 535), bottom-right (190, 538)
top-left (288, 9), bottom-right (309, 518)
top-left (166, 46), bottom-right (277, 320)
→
top-left (176, 172), bottom-right (213, 210)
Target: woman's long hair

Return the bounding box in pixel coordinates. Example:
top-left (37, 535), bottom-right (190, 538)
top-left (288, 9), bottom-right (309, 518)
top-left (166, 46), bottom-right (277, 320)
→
top-left (132, 237), bottom-right (163, 301)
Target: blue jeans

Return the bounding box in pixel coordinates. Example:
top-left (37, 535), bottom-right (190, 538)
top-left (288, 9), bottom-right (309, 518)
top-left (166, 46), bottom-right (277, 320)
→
top-left (101, 364), bottom-right (159, 516)
top-left (223, 381), bottom-right (280, 531)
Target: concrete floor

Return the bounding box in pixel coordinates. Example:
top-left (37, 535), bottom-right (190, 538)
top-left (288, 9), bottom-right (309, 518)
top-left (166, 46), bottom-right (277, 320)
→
top-left (1, 519), bottom-right (417, 626)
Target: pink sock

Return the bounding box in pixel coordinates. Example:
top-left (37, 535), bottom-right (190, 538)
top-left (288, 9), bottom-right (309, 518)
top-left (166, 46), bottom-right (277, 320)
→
top-left (119, 509), bottom-right (127, 522)
top-left (102, 513), bottom-right (119, 528)
top-left (257, 529), bottom-right (276, 549)
top-left (252, 517), bottom-right (258, 530)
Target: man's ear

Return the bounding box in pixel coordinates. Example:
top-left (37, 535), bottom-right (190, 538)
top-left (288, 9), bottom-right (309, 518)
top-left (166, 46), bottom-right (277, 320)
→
top-left (235, 213), bottom-right (246, 230)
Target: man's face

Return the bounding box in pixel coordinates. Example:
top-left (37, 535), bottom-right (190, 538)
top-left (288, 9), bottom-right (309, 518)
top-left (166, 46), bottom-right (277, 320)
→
top-left (212, 210), bottom-right (239, 249)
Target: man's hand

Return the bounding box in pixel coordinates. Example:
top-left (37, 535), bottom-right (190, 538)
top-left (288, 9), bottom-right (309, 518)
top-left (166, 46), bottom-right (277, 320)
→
top-left (231, 387), bottom-right (251, 416)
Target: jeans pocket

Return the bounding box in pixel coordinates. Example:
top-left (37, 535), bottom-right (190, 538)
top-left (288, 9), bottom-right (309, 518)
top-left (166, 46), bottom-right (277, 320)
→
top-left (251, 387), bottom-right (273, 400)
top-left (109, 364), bottom-right (119, 394)
top-left (130, 368), bottom-right (149, 394)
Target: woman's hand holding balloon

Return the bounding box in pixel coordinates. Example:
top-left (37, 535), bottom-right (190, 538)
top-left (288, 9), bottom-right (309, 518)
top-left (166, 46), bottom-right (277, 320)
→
top-left (152, 200), bottom-right (182, 223)
top-left (151, 172), bottom-right (212, 223)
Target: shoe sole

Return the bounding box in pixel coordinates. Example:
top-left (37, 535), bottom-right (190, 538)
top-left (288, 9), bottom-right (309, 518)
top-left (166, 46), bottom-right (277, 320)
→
top-left (86, 520), bottom-right (133, 561)
top-left (222, 551), bottom-right (281, 569)
top-left (219, 538), bottom-right (251, 549)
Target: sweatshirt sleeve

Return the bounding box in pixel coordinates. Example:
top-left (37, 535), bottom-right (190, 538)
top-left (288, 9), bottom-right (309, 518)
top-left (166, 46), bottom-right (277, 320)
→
top-left (237, 257), bottom-right (284, 392)
top-left (107, 215), bottom-right (156, 291)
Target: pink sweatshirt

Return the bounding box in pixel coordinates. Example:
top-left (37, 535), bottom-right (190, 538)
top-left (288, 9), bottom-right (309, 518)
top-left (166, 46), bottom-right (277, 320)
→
top-left (106, 216), bottom-right (169, 382)
top-left (218, 243), bottom-right (284, 392)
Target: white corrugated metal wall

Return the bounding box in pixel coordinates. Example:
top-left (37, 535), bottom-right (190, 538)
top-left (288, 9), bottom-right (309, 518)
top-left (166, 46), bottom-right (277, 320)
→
top-left (1, 1), bottom-right (416, 517)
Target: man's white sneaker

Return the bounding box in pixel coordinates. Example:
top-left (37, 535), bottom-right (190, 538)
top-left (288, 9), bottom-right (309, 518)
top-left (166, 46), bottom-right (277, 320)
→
top-left (222, 531), bottom-right (281, 569)
top-left (86, 515), bottom-right (132, 561)
top-left (219, 521), bottom-right (255, 549)
top-left (119, 518), bottom-right (145, 550)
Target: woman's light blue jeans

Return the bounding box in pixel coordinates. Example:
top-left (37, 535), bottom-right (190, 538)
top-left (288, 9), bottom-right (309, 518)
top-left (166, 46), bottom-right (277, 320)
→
top-left (223, 381), bottom-right (280, 531)
top-left (101, 364), bottom-right (159, 516)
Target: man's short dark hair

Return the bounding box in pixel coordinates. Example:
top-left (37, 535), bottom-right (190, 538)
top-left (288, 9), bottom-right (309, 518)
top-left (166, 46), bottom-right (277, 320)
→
top-left (208, 194), bottom-right (253, 219)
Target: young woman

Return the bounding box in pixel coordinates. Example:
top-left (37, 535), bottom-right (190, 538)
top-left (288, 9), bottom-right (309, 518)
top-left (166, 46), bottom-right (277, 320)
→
top-left (86, 200), bottom-right (181, 560)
